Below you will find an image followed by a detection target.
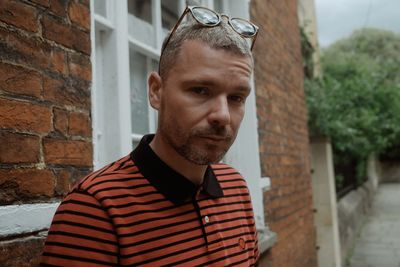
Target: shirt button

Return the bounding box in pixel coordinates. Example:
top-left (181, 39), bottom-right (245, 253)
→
top-left (204, 216), bottom-right (210, 224)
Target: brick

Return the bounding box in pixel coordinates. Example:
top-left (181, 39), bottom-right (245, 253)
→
top-left (43, 138), bottom-right (92, 166)
top-left (0, 98), bottom-right (51, 133)
top-left (251, 0), bottom-right (316, 266)
top-left (80, 0), bottom-right (89, 7)
top-left (42, 14), bottom-right (90, 54)
top-left (30, 0), bottom-right (50, 7)
top-left (68, 112), bottom-right (91, 137)
top-left (49, 0), bottom-right (68, 17)
top-left (68, 52), bottom-right (91, 81)
top-left (53, 107), bottom-right (68, 135)
top-left (68, 0), bottom-right (90, 30)
top-left (0, 62), bottom-right (42, 98)
top-left (0, 132), bottom-right (40, 164)
top-left (43, 76), bottom-right (90, 108)
top-left (0, 27), bottom-right (50, 70)
top-left (0, 168), bottom-right (55, 203)
top-left (0, 0), bottom-right (39, 32)
top-left (0, 236), bottom-right (45, 267)
top-left (50, 49), bottom-right (68, 74)
top-left (54, 168), bottom-right (71, 195)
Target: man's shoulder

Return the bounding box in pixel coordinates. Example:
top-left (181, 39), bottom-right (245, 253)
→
top-left (210, 163), bottom-right (246, 182)
top-left (210, 163), bottom-right (252, 199)
top-left (75, 154), bottom-right (141, 193)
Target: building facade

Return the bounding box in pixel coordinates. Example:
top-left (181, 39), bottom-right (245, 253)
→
top-left (0, 0), bottom-right (317, 266)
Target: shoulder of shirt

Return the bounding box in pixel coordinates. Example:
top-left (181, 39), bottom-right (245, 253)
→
top-left (210, 162), bottom-right (246, 182)
top-left (71, 154), bottom-right (139, 193)
top-left (210, 163), bottom-right (252, 197)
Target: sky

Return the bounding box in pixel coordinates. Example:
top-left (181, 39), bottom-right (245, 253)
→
top-left (315, 0), bottom-right (400, 47)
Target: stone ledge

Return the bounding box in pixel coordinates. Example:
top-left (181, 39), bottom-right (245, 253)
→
top-left (258, 227), bottom-right (277, 253)
top-left (0, 202), bottom-right (59, 237)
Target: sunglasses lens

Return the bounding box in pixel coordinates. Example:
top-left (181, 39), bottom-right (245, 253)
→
top-left (192, 7), bottom-right (220, 26)
top-left (230, 18), bottom-right (257, 36)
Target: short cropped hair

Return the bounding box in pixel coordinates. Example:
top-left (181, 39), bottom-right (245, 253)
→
top-left (159, 17), bottom-right (253, 81)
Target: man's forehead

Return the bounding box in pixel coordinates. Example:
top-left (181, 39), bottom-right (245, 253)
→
top-left (177, 39), bottom-right (253, 67)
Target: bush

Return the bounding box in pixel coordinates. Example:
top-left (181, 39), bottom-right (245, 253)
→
top-left (304, 28), bottom-right (400, 188)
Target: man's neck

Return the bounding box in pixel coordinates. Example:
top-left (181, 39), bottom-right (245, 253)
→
top-left (149, 133), bottom-right (207, 186)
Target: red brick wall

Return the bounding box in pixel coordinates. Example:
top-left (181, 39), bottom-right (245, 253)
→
top-left (250, 0), bottom-right (318, 266)
top-left (0, 0), bottom-right (91, 265)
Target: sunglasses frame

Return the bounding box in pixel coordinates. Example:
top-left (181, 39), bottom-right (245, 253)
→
top-left (160, 6), bottom-right (259, 59)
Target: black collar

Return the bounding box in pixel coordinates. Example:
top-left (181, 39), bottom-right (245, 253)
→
top-left (130, 134), bottom-right (224, 205)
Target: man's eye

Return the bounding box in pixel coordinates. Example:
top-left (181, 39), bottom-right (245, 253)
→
top-left (191, 87), bottom-right (209, 95)
top-left (229, 95), bottom-right (245, 103)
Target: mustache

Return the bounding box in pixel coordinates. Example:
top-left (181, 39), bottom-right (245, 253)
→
top-left (193, 125), bottom-right (233, 139)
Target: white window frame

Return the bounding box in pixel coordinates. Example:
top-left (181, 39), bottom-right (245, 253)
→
top-left (91, 0), bottom-right (274, 253)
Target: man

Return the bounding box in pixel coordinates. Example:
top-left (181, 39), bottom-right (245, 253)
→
top-left (41, 6), bottom-right (259, 266)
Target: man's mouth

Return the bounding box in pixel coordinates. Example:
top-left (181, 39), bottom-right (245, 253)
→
top-left (201, 135), bottom-right (226, 141)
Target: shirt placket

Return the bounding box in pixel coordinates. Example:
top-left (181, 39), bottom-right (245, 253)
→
top-left (193, 188), bottom-right (224, 250)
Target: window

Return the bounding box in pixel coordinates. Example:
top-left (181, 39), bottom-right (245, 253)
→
top-left (129, 50), bottom-right (158, 148)
top-left (91, 0), bottom-right (272, 250)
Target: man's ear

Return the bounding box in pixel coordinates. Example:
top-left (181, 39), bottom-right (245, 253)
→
top-left (148, 71), bottom-right (163, 110)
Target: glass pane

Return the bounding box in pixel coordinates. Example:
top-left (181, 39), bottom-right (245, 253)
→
top-left (132, 140), bottom-right (140, 149)
top-left (130, 51), bottom-right (149, 135)
top-left (162, 0), bottom-right (180, 30)
top-left (127, 0), bottom-right (155, 47)
top-left (94, 0), bottom-right (107, 17)
top-left (186, 0), bottom-right (207, 6)
top-left (150, 59), bottom-right (159, 132)
top-left (128, 0), bottom-right (152, 23)
top-left (213, 0), bottom-right (224, 13)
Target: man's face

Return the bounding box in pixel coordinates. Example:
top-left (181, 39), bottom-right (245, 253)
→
top-left (152, 40), bottom-right (253, 165)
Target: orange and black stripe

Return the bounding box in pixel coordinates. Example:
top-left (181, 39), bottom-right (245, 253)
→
top-left (41, 134), bottom-right (259, 266)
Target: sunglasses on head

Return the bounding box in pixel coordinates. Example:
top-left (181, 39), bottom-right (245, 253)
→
top-left (161, 6), bottom-right (259, 57)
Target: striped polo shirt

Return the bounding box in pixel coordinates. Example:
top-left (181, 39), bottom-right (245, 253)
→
top-left (41, 134), bottom-right (259, 266)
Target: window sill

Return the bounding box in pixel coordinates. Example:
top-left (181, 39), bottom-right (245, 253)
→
top-left (258, 227), bottom-right (277, 253)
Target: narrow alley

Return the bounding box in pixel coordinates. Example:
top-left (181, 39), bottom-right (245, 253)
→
top-left (349, 183), bottom-right (400, 267)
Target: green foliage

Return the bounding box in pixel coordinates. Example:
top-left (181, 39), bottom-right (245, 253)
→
top-left (305, 28), bottom-right (400, 183)
top-left (300, 26), bottom-right (315, 79)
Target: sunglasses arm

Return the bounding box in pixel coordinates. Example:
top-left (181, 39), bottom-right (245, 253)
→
top-left (251, 31), bottom-right (258, 50)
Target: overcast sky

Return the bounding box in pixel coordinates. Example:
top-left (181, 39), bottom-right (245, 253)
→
top-left (315, 0), bottom-right (400, 47)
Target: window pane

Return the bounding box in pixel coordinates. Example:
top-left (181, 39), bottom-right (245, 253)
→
top-left (128, 0), bottom-right (152, 23)
top-left (162, 0), bottom-right (180, 30)
top-left (150, 59), bottom-right (159, 131)
top-left (127, 0), bottom-right (155, 46)
top-left (132, 140), bottom-right (140, 149)
top-left (94, 0), bottom-right (107, 17)
top-left (130, 51), bottom-right (149, 135)
top-left (213, 0), bottom-right (224, 13)
top-left (186, 0), bottom-right (207, 6)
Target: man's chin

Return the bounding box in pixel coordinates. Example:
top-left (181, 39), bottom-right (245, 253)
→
top-left (187, 150), bottom-right (226, 165)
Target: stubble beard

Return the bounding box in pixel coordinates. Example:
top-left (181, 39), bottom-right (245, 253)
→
top-left (160, 118), bottom-right (235, 165)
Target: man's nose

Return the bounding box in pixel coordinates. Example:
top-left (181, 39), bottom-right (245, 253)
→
top-left (207, 96), bottom-right (231, 126)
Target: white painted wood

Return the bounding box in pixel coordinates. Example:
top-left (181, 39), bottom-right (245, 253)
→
top-left (153, 0), bottom-right (163, 49)
top-left (0, 203), bottom-right (59, 237)
top-left (128, 15), bottom-right (155, 46)
top-left (128, 37), bottom-right (160, 60)
top-left (94, 14), bottom-right (114, 31)
top-left (90, 0), bottom-right (99, 169)
top-left (114, 1), bottom-right (133, 158)
top-left (260, 177), bottom-right (271, 192)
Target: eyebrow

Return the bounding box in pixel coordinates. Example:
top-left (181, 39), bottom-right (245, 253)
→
top-left (181, 79), bottom-right (251, 94)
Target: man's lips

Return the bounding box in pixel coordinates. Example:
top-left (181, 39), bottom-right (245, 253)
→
top-left (198, 135), bottom-right (228, 142)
